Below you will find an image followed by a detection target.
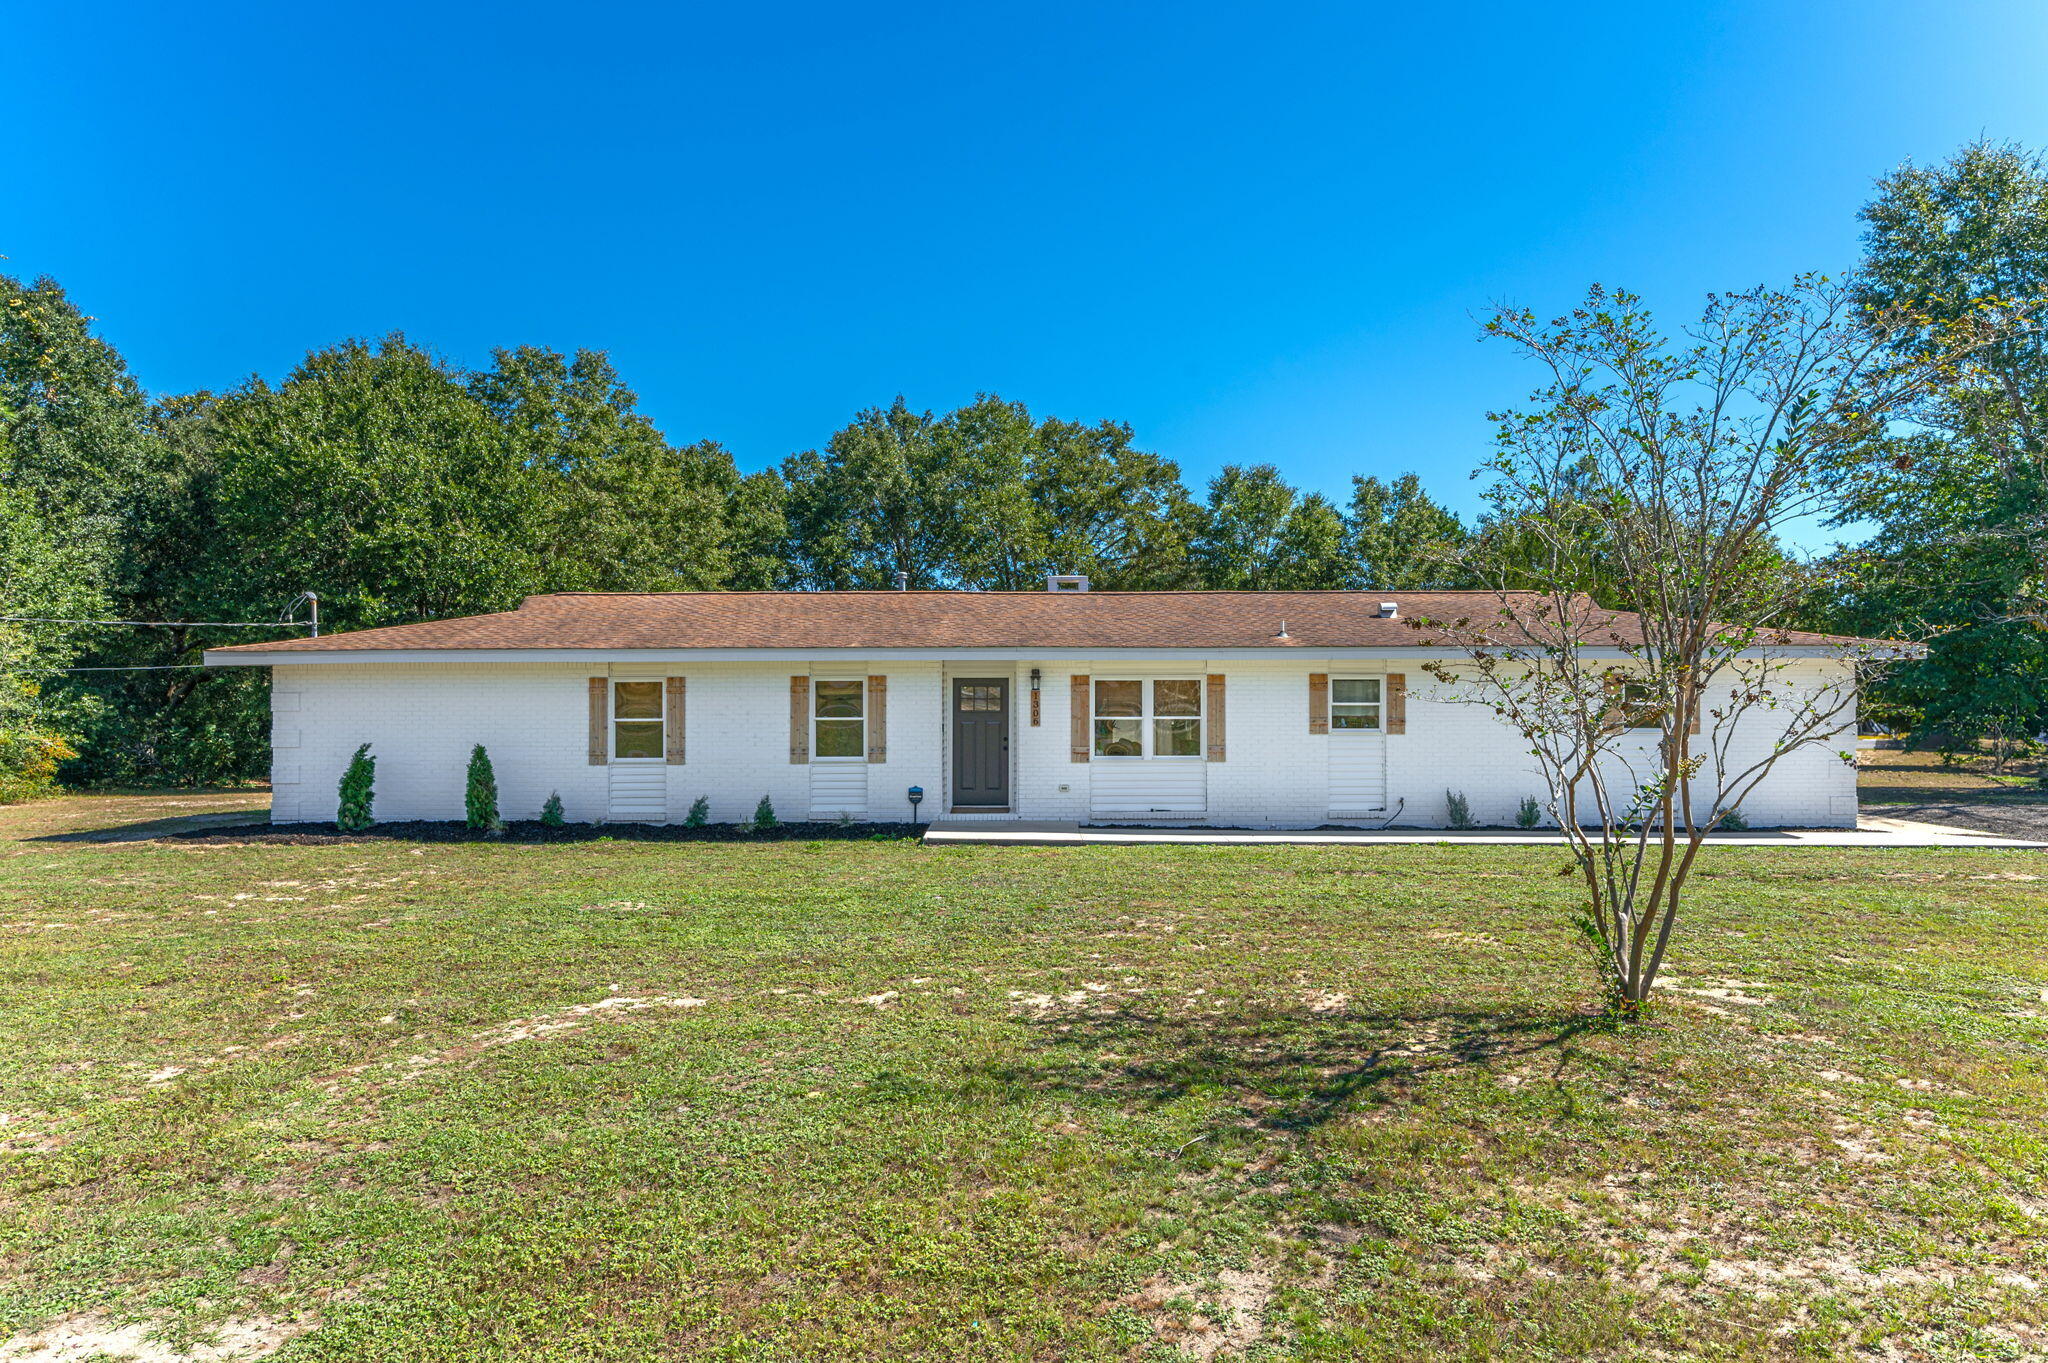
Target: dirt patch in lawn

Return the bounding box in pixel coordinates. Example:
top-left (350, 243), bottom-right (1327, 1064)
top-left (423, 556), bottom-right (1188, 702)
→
top-left (152, 819), bottom-right (922, 846)
top-left (0, 1311), bottom-right (313, 1361)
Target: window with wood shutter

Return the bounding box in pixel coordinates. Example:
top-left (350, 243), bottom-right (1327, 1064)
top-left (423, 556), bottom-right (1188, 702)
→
top-left (1385, 673), bottom-right (1407, 733)
top-left (813, 679), bottom-right (863, 757)
top-left (788, 676), bottom-right (809, 763)
top-left (866, 675), bottom-right (887, 763)
top-left (1206, 674), bottom-right (1226, 762)
top-left (1069, 674), bottom-right (1090, 762)
top-left (1617, 681), bottom-right (1667, 731)
top-left (1089, 676), bottom-right (1209, 759)
top-left (1308, 673), bottom-right (1329, 734)
top-left (664, 677), bottom-right (686, 764)
top-left (1330, 677), bottom-right (1382, 729)
top-left (587, 677), bottom-right (607, 765)
top-left (611, 681), bottom-right (664, 759)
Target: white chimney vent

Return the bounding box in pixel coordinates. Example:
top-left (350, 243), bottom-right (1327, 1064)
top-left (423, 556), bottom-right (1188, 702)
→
top-left (1377, 600), bottom-right (1400, 618)
top-left (1046, 573), bottom-right (1091, 593)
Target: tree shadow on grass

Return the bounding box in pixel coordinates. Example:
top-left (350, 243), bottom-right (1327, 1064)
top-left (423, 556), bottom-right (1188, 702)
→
top-left (982, 1003), bottom-right (1610, 1136)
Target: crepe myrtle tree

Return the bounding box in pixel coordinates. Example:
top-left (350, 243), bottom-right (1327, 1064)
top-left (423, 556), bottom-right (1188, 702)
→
top-left (1413, 276), bottom-right (2005, 1014)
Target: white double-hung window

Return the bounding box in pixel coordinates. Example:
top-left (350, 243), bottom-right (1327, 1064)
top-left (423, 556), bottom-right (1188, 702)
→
top-left (1093, 678), bottom-right (1203, 758)
top-left (813, 679), bottom-right (865, 757)
top-left (612, 680), bottom-right (664, 759)
top-left (1330, 677), bottom-right (1382, 730)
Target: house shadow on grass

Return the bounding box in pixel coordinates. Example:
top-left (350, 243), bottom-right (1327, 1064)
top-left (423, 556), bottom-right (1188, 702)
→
top-left (981, 1003), bottom-right (1610, 1135)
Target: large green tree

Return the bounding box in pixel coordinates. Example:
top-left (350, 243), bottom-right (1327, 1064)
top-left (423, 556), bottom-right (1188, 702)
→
top-left (1191, 464), bottom-right (1299, 589)
top-left (203, 335), bottom-right (547, 630)
top-left (0, 273), bottom-right (164, 797)
top-left (1837, 141), bottom-right (2048, 757)
top-left (780, 395), bottom-right (1203, 590)
top-left (468, 346), bottom-right (738, 591)
top-left (1346, 473), bottom-right (1474, 588)
top-left (1266, 493), bottom-right (1352, 589)
top-left (780, 398), bottom-right (953, 589)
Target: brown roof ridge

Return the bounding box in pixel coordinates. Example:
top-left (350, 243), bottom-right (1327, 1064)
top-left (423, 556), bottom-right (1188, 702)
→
top-left (520, 588), bottom-right (1518, 599)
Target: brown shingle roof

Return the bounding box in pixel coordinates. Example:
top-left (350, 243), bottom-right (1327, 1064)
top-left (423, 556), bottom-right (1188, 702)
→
top-left (204, 590), bottom-right (1884, 655)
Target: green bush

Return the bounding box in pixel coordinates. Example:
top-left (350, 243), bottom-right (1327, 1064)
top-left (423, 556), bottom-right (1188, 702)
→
top-left (539, 791), bottom-right (565, 827)
top-left (751, 794), bottom-right (777, 832)
top-left (1445, 789), bottom-right (1475, 830)
top-left (1515, 795), bottom-right (1542, 829)
top-left (0, 729), bottom-right (75, 805)
top-left (1719, 807), bottom-right (1748, 832)
top-left (336, 744), bottom-right (375, 832)
top-left (465, 744), bottom-right (500, 831)
top-left (684, 795), bottom-right (710, 828)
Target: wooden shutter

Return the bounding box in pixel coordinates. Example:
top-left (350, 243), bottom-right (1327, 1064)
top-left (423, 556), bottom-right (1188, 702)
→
top-left (1385, 673), bottom-right (1407, 734)
top-left (1206, 674), bottom-right (1226, 762)
top-left (587, 677), bottom-right (607, 765)
top-left (1600, 673), bottom-right (1626, 734)
top-left (866, 675), bottom-right (887, 763)
top-left (1308, 673), bottom-right (1330, 734)
top-left (1070, 674), bottom-right (1090, 763)
top-left (664, 677), bottom-right (686, 764)
top-left (788, 676), bottom-right (809, 764)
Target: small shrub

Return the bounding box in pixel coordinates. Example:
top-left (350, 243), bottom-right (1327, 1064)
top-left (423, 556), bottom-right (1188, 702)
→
top-left (751, 794), bottom-right (778, 831)
top-left (465, 744), bottom-right (501, 831)
top-left (336, 743), bottom-right (376, 832)
top-left (1719, 807), bottom-right (1748, 832)
top-left (540, 791), bottom-right (565, 827)
top-left (684, 795), bottom-right (710, 828)
top-left (1515, 795), bottom-right (1542, 828)
top-left (1445, 789), bottom-right (1475, 830)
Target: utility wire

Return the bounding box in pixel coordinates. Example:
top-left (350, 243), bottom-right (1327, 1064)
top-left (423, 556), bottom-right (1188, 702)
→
top-left (0, 616), bottom-right (300, 628)
top-left (31, 664), bottom-right (211, 672)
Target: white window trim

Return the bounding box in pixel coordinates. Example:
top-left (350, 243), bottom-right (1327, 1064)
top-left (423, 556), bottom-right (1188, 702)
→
top-left (1330, 675), bottom-right (1384, 733)
top-left (812, 677), bottom-right (866, 761)
top-left (1091, 675), bottom-right (1205, 760)
top-left (610, 679), bottom-right (665, 761)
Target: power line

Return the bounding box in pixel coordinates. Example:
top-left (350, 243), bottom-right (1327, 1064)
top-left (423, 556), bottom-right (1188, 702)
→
top-left (32, 664), bottom-right (211, 673)
top-left (0, 616), bottom-right (300, 628)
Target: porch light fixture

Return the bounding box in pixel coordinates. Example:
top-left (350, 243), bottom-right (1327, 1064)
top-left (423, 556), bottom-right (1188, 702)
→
top-left (1029, 668), bottom-right (1041, 692)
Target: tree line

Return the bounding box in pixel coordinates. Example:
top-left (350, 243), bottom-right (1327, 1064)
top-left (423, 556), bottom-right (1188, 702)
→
top-left (0, 312), bottom-right (1477, 790)
top-left (2, 139), bottom-right (2043, 794)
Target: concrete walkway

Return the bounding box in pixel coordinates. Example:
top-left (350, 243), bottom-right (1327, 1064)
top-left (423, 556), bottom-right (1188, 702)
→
top-left (922, 815), bottom-right (2048, 850)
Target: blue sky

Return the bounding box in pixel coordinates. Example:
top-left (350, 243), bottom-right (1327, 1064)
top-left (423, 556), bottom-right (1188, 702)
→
top-left (9, 1), bottom-right (2048, 531)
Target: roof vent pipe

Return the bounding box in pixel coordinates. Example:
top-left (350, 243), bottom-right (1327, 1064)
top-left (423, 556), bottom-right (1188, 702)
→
top-left (1377, 601), bottom-right (1399, 618)
top-left (896, 570), bottom-right (909, 591)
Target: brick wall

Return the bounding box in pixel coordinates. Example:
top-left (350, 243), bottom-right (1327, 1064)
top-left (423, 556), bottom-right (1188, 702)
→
top-left (269, 656), bottom-right (1858, 828)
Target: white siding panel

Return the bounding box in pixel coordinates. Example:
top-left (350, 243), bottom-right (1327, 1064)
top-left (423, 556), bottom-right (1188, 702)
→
top-left (607, 762), bottom-right (667, 823)
top-left (1089, 759), bottom-right (1206, 818)
top-left (809, 757), bottom-right (869, 819)
top-left (1327, 733), bottom-right (1387, 815)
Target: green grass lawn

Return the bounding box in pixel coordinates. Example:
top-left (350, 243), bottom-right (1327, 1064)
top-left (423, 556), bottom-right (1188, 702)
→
top-left (2, 794), bottom-right (2046, 1361)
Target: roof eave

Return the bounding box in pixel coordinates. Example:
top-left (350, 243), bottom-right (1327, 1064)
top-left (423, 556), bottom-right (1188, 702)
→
top-left (204, 643), bottom-right (1885, 667)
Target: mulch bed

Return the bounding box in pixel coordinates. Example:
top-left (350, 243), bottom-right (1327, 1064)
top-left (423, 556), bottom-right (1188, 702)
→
top-left (166, 819), bottom-right (924, 846)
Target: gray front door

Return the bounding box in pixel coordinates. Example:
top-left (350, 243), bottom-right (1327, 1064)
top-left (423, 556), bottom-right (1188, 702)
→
top-left (952, 678), bottom-right (1010, 807)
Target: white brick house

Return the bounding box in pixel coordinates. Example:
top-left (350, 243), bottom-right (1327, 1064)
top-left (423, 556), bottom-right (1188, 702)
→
top-left (205, 584), bottom-right (1868, 829)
